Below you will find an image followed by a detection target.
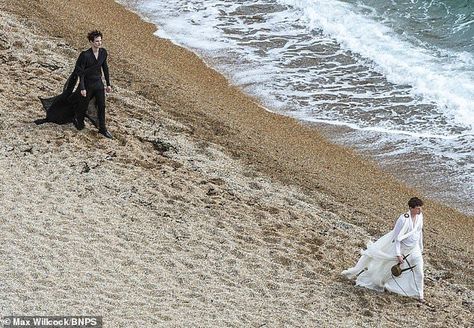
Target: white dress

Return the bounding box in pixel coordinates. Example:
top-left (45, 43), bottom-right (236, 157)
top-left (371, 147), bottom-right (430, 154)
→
top-left (342, 212), bottom-right (424, 299)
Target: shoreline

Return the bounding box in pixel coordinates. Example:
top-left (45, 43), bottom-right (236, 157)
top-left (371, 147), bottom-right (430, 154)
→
top-left (1, 0), bottom-right (473, 326)
top-left (117, 1), bottom-right (474, 217)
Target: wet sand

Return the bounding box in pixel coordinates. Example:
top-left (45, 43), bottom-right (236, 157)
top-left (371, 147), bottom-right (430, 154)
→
top-left (0, 0), bottom-right (472, 327)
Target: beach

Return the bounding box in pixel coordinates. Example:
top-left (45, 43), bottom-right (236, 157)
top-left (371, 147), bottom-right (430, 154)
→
top-left (0, 0), bottom-right (473, 326)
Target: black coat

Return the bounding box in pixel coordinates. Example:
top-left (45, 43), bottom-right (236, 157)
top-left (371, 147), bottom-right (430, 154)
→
top-left (36, 48), bottom-right (110, 126)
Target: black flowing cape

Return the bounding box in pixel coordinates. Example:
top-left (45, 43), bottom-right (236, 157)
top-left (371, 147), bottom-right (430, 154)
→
top-left (36, 53), bottom-right (101, 127)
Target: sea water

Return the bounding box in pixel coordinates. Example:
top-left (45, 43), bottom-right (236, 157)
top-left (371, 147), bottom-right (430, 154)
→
top-left (116, 0), bottom-right (474, 215)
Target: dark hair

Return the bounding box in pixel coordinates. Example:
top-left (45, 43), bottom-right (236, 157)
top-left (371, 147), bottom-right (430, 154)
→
top-left (87, 30), bottom-right (103, 42)
top-left (408, 197), bottom-right (423, 208)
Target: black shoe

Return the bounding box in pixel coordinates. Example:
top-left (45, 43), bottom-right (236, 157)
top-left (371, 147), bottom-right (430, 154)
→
top-left (73, 117), bottom-right (85, 130)
top-left (34, 118), bottom-right (48, 125)
top-left (99, 129), bottom-right (113, 139)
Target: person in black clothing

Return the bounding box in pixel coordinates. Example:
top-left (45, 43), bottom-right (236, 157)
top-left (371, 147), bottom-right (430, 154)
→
top-left (36, 30), bottom-right (113, 138)
top-left (74, 30), bottom-right (112, 138)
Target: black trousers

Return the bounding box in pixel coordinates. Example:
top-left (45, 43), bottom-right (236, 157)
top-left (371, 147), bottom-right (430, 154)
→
top-left (75, 79), bottom-right (107, 131)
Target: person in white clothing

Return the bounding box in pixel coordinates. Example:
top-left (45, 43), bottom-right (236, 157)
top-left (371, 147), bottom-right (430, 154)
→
top-left (342, 197), bottom-right (425, 302)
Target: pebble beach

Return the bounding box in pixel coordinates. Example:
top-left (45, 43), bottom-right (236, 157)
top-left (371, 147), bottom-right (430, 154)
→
top-left (0, 0), bottom-right (473, 327)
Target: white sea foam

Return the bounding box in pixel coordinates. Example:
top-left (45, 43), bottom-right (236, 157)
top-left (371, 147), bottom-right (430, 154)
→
top-left (279, 0), bottom-right (474, 131)
top-left (119, 0), bottom-right (474, 131)
top-left (119, 0), bottom-right (474, 137)
top-left (292, 111), bottom-right (465, 140)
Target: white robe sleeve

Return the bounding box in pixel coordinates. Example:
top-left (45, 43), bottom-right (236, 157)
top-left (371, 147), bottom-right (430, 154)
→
top-left (392, 214), bottom-right (406, 256)
top-left (419, 230), bottom-right (423, 253)
top-left (418, 215), bottom-right (424, 253)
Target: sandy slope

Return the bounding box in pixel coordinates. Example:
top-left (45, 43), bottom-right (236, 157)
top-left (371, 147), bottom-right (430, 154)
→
top-left (0, 3), bottom-right (472, 327)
